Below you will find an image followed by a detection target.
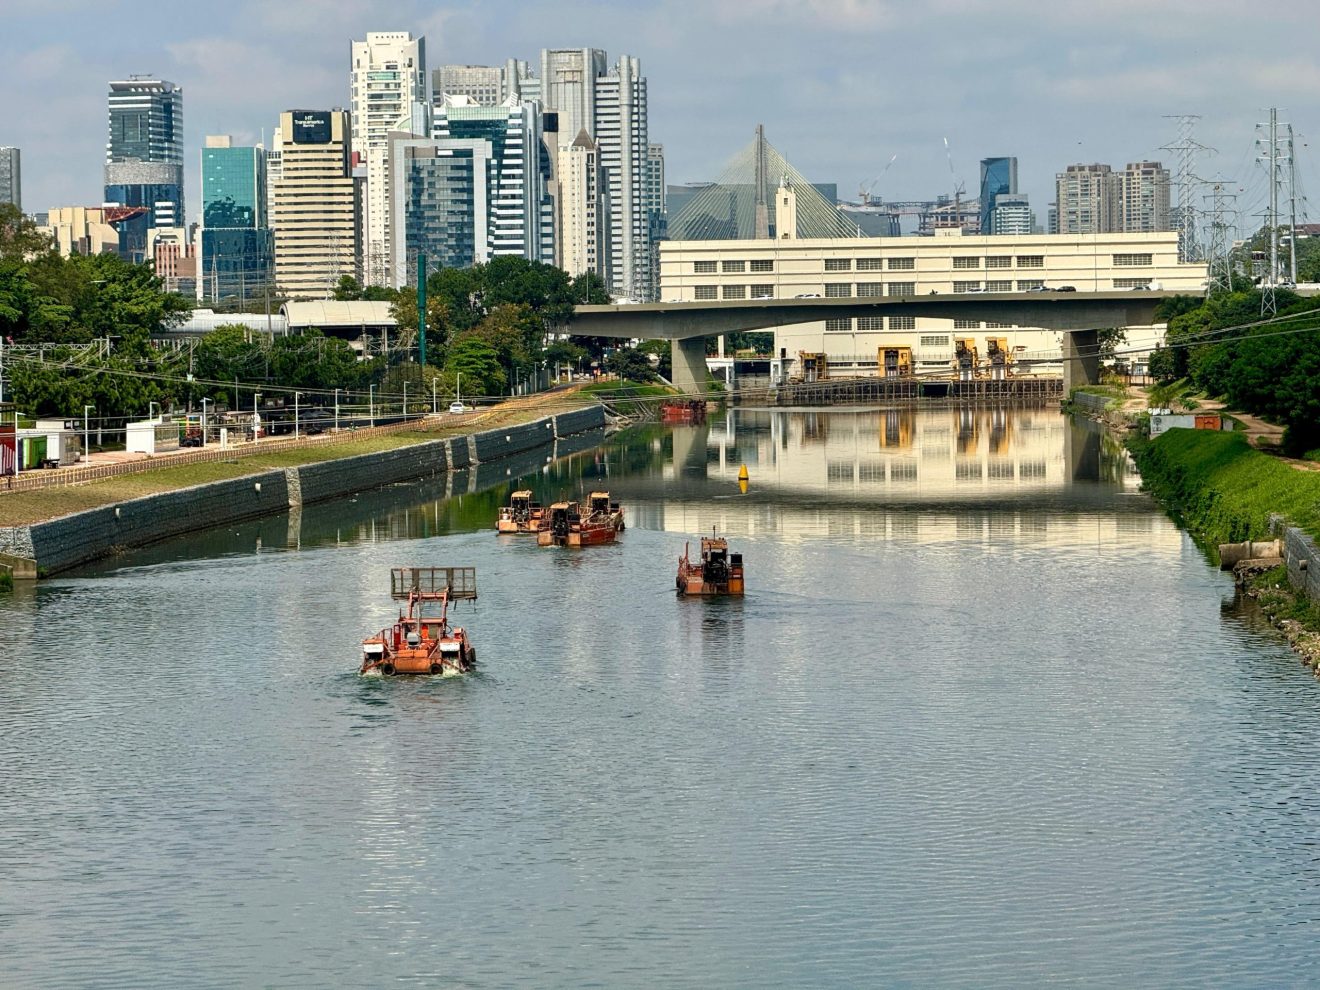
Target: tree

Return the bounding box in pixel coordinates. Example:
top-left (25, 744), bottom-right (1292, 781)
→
top-left (445, 336), bottom-right (506, 396)
top-left (605, 347), bottom-right (657, 383)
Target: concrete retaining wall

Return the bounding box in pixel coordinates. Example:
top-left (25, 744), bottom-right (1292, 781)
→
top-left (472, 419), bottom-right (558, 463)
top-left (1070, 392), bottom-right (1114, 416)
top-left (1, 409), bottom-right (606, 578)
top-left (1284, 527), bottom-right (1320, 602)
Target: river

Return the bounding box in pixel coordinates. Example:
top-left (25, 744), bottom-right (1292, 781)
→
top-left (3, 406), bottom-right (1320, 987)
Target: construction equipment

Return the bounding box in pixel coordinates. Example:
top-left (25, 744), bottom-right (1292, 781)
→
top-left (798, 351), bottom-right (829, 383)
top-left (877, 345), bottom-right (913, 379)
top-left (858, 154), bottom-right (898, 206)
top-left (985, 337), bottom-right (1012, 380)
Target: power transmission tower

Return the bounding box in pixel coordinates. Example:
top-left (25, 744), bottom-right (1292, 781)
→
top-left (1203, 178), bottom-right (1237, 297)
top-left (1256, 107), bottom-right (1290, 316)
top-left (1162, 114), bottom-right (1211, 262)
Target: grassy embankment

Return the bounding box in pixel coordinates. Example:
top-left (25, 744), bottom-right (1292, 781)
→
top-left (0, 401), bottom-right (582, 528)
top-left (580, 380), bottom-right (678, 417)
top-left (1128, 428), bottom-right (1320, 548)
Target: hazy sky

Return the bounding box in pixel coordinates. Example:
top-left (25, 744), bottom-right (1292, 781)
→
top-left (4, 0), bottom-right (1317, 233)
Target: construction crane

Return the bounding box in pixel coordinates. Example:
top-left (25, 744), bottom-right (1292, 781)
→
top-left (858, 154), bottom-right (898, 206)
top-left (942, 137), bottom-right (968, 229)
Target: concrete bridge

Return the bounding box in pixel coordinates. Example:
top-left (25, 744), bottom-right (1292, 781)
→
top-left (571, 289), bottom-right (1185, 393)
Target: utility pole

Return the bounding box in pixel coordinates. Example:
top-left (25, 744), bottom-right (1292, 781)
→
top-left (417, 251), bottom-right (427, 367)
top-left (1288, 122), bottom-right (1298, 285)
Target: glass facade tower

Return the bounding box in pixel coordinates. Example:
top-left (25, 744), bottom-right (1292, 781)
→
top-left (104, 77), bottom-right (184, 262)
top-left (978, 157), bottom-right (1018, 234)
top-left (200, 139), bottom-right (274, 304)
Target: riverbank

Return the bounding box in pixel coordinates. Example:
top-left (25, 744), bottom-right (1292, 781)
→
top-left (0, 402), bottom-right (605, 579)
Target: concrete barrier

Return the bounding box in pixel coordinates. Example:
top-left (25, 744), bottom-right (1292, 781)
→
top-left (1219, 540), bottom-right (1283, 570)
top-left (1284, 528), bottom-right (1320, 602)
top-left (553, 405), bottom-right (607, 437)
top-left (471, 419), bottom-right (557, 463)
top-left (294, 441), bottom-right (447, 505)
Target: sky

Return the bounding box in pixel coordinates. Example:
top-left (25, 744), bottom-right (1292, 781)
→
top-left (4, 0), bottom-right (1317, 236)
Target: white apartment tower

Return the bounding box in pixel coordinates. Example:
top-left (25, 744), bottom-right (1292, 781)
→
top-left (560, 129), bottom-right (605, 279)
top-left (592, 55), bottom-right (653, 300)
top-left (350, 32), bottom-right (428, 285)
top-left (1055, 163), bottom-right (1119, 235)
top-left (1119, 161), bottom-right (1172, 233)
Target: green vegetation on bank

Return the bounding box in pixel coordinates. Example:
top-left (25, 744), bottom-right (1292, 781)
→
top-left (1128, 428), bottom-right (1320, 546)
top-left (0, 569), bottom-right (12, 593)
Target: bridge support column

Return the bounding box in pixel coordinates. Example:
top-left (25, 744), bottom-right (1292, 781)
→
top-left (671, 337), bottom-right (708, 396)
top-left (1063, 329), bottom-right (1101, 392)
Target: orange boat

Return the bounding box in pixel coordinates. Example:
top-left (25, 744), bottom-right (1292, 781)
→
top-left (677, 532), bottom-right (745, 595)
top-left (361, 567), bottom-right (478, 676)
top-left (496, 489), bottom-right (544, 534)
top-left (661, 399), bottom-right (707, 424)
top-left (537, 494), bottom-right (624, 548)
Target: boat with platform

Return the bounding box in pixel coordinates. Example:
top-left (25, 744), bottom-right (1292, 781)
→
top-left (661, 398), bottom-right (707, 424)
top-left (496, 490), bottom-right (544, 534)
top-left (361, 567), bottom-right (478, 675)
top-left (538, 492), bottom-right (624, 547)
top-left (677, 532), bottom-right (744, 595)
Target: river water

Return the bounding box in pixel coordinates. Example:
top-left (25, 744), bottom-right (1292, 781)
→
top-left (4, 406), bottom-right (1320, 987)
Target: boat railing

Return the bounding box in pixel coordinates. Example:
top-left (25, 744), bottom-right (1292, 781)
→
top-left (391, 567), bottom-right (478, 601)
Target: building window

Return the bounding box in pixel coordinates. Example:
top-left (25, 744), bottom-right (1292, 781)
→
top-left (1016, 255), bottom-right (1044, 268)
top-left (985, 280), bottom-right (1012, 292)
top-left (890, 315), bottom-right (916, 330)
top-left (694, 260), bottom-right (716, 273)
top-left (920, 335), bottom-right (950, 347)
top-left (1016, 279), bottom-right (1044, 290)
top-left (722, 284), bottom-right (745, 299)
top-left (857, 258), bottom-right (884, 271)
top-left (1020, 461), bottom-right (1046, 479)
top-left (858, 316), bottom-right (884, 331)
top-left (954, 319), bottom-right (982, 329)
top-left (953, 281), bottom-right (982, 293)
top-left (888, 282), bottom-right (915, 297)
top-left (857, 282), bottom-right (884, 297)
top-left (750, 284), bottom-right (774, 298)
top-left (888, 257), bottom-right (915, 270)
top-left (986, 321), bottom-right (1011, 328)
top-left (825, 283), bottom-right (852, 297)
top-left (1113, 253), bottom-right (1153, 266)
top-left (824, 258), bottom-right (852, 271)
top-left (750, 259), bottom-right (773, 272)
top-left (1114, 277), bottom-right (1152, 289)
top-left (694, 285), bottom-right (717, 300)
top-left (952, 257), bottom-right (980, 269)
top-left (722, 259), bottom-right (745, 273)
top-left (825, 318), bottom-right (853, 331)
top-left (986, 256), bottom-right (1012, 268)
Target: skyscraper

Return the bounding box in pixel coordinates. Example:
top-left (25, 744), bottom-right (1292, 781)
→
top-left (199, 136), bottom-right (274, 305)
top-left (0, 147), bottom-right (20, 209)
top-left (1055, 163), bottom-right (1119, 234)
top-left (1119, 161), bottom-right (1171, 233)
top-left (540, 49), bottom-right (607, 149)
top-left (979, 157), bottom-right (1018, 234)
top-left (104, 77), bottom-right (184, 262)
top-left (591, 55), bottom-right (653, 300)
top-left (989, 193), bottom-right (1034, 235)
top-left (389, 95), bottom-right (555, 284)
top-left (350, 32), bottom-right (428, 285)
top-left (559, 129), bottom-right (606, 279)
top-left (271, 110), bottom-right (359, 299)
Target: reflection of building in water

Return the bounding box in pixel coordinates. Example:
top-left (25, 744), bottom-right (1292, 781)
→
top-left (661, 409), bottom-right (1160, 551)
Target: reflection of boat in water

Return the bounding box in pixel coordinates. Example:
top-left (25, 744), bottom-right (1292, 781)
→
top-left (677, 533), bottom-right (745, 596)
top-left (661, 399), bottom-right (707, 424)
top-left (496, 489), bottom-right (544, 534)
top-left (537, 493), bottom-right (624, 547)
top-left (361, 567), bottom-right (478, 676)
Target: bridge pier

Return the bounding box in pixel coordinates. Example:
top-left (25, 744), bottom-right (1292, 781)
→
top-left (1063, 329), bottom-right (1101, 392)
top-left (671, 337), bottom-right (708, 395)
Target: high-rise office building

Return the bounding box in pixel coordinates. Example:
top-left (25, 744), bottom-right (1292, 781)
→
top-left (591, 55), bottom-right (653, 300)
top-left (559, 129), bottom-right (606, 279)
top-left (199, 135), bottom-right (274, 304)
top-left (989, 193), bottom-right (1034, 235)
top-left (103, 77), bottom-right (184, 262)
top-left (1119, 160), bottom-right (1171, 233)
top-left (388, 95), bottom-right (554, 284)
top-left (979, 157), bottom-right (1018, 234)
top-left (540, 49), bottom-right (607, 150)
top-left (1055, 163), bottom-right (1119, 234)
top-left (270, 110), bottom-right (359, 299)
top-left (0, 147), bottom-right (20, 209)
top-left (350, 32), bottom-right (428, 285)
top-left (433, 64), bottom-right (503, 105)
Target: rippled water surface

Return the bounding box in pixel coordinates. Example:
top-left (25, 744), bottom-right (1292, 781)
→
top-left (4, 408), bottom-right (1320, 987)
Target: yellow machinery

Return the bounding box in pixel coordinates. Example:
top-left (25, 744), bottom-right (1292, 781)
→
top-left (877, 345), bottom-right (913, 379)
top-left (798, 351), bottom-right (829, 383)
top-left (953, 338), bottom-right (978, 381)
top-left (985, 336), bottom-right (1012, 380)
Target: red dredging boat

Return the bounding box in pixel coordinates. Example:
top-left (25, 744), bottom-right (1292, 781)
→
top-left (677, 532), bottom-right (745, 595)
top-left (361, 567), bottom-right (478, 676)
top-left (496, 489), bottom-right (544, 534)
top-left (537, 492), bottom-right (625, 547)
top-left (661, 399), bottom-right (707, 424)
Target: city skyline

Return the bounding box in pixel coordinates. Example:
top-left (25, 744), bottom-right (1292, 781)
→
top-left (3, 0), bottom-right (1317, 235)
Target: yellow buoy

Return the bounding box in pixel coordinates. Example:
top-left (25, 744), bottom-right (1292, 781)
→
top-left (738, 464), bottom-right (749, 482)
top-left (739, 478), bottom-right (749, 495)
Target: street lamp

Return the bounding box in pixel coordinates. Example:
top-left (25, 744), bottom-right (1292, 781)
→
top-left (369, 384), bottom-right (375, 427)
top-left (201, 398), bottom-right (210, 447)
top-left (334, 388), bottom-right (341, 433)
top-left (294, 391), bottom-right (302, 438)
top-left (456, 372), bottom-right (462, 406)
top-left (431, 377), bottom-right (437, 415)
top-left (403, 381), bottom-right (408, 420)
top-left (83, 405), bottom-right (95, 467)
